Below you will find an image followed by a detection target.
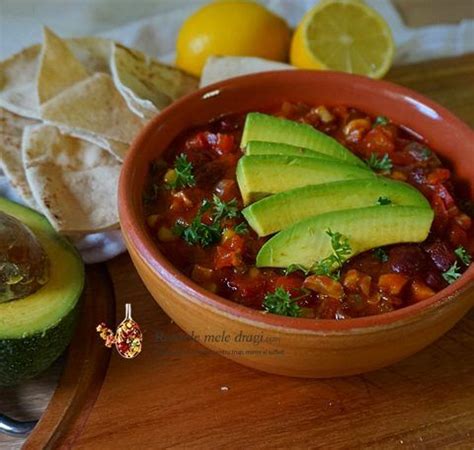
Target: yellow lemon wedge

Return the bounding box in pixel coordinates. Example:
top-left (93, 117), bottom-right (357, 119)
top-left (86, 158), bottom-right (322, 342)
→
top-left (176, 1), bottom-right (291, 77)
top-left (290, 0), bottom-right (395, 78)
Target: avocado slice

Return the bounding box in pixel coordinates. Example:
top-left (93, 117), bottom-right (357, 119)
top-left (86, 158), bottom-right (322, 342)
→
top-left (243, 178), bottom-right (430, 236)
top-left (256, 206), bottom-right (434, 269)
top-left (236, 155), bottom-right (375, 205)
top-left (0, 197), bottom-right (84, 386)
top-left (245, 141), bottom-right (339, 161)
top-left (241, 113), bottom-right (365, 167)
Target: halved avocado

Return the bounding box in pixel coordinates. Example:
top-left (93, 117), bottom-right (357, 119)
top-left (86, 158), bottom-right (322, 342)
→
top-left (240, 113), bottom-right (365, 167)
top-left (243, 178), bottom-right (430, 236)
top-left (256, 206), bottom-right (434, 269)
top-left (236, 155), bottom-right (374, 205)
top-left (0, 197), bottom-right (84, 386)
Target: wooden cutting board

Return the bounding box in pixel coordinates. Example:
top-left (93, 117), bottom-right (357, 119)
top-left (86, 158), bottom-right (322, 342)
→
top-left (20, 54), bottom-right (474, 449)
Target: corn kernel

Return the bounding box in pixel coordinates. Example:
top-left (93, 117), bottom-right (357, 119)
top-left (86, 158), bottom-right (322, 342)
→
top-left (315, 106), bottom-right (334, 123)
top-left (158, 226), bottom-right (177, 242)
top-left (146, 214), bottom-right (159, 228)
top-left (248, 267), bottom-right (260, 278)
top-left (222, 228), bottom-right (236, 243)
top-left (164, 169), bottom-right (177, 185)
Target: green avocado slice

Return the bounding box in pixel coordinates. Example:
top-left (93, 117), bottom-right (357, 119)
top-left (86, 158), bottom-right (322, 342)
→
top-left (236, 155), bottom-right (374, 205)
top-left (243, 178), bottom-right (430, 236)
top-left (245, 141), bottom-right (340, 161)
top-left (0, 197), bottom-right (84, 385)
top-left (256, 206), bottom-right (434, 269)
top-left (240, 113), bottom-right (365, 167)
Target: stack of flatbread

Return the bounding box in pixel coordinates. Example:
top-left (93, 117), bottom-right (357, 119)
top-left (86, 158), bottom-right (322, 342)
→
top-left (0, 27), bottom-right (198, 233)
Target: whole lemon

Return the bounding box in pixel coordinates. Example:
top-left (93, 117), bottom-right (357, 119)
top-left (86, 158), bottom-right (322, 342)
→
top-left (176, 1), bottom-right (291, 77)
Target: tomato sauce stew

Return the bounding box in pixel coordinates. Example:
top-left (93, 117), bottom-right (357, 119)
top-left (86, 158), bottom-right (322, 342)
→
top-left (143, 102), bottom-right (473, 319)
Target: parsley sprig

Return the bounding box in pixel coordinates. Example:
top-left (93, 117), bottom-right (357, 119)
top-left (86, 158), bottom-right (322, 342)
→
top-left (286, 229), bottom-right (352, 280)
top-left (442, 261), bottom-right (462, 284)
top-left (263, 287), bottom-right (302, 317)
top-left (373, 248), bottom-right (389, 262)
top-left (367, 153), bottom-right (393, 172)
top-left (211, 195), bottom-right (239, 221)
top-left (374, 115), bottom-right (389, 126)
top-left (166, 154), bottom-right (196, 190)
top-left (173, 196), bottom-right (247, 247)
top-left (454, 246), bottom-right (471, 266)
top-left (377, 196), bottom-right (392, 205)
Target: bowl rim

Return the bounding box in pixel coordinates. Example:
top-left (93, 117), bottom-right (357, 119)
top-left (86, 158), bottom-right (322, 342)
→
top-left (119, 70), bottom-right (474, 334)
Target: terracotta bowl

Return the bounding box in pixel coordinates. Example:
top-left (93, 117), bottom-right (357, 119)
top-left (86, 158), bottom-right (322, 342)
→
top-left (119, 71), bottom-right (474, 378)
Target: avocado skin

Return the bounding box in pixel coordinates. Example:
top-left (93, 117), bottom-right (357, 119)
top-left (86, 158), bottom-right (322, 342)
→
top-left (0, 299), bottom-right (80, 386)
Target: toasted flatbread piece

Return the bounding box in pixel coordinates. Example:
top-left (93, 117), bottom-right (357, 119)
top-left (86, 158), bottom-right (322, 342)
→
top-left (111, 43), bottom-right (198, 118)
top-left (0, 37), bottom-right (112, 120)
top-left (200, 56), bottom-right (294, 87)
top-left (23, 124), bottom-right (122, 233)
top-left (0, 107), bottom-right (39, 208)
top-left (0, 45), bottom-right (41, 118)
top-left (37, 27), bottom-right (89, 104)
top-left (40, 72), bottom-right (146, 144)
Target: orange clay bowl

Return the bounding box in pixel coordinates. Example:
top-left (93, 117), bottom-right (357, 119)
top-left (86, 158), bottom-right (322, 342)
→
top-left (119, 71), bottom-right (474, 378)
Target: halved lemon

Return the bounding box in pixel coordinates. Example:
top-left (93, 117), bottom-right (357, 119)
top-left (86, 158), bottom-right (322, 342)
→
top-left (290, 0), bottom-right (395, 78)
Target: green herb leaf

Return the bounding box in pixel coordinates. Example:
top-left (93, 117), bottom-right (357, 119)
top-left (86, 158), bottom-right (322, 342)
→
top-left (374, 115), bottom-right (389, 126)
top-left (166, 154), bottom-right (196, 190)
top-left (234, 222), bottom-right (249, 235)
top-left (212, 195), bottom-right (239, 221)
top-left (310, 229), bottom-right (352, 279)
top-left (367, 153), bottom-right (393, 172)
top-left (442, 261), bottom-right (462, 284)
top-left (263, 287), bottom-right (302, 317)
top-left (377, 196), bottom-right (392, 205)
top-left (373, 248), bottom-right (389, 262)
top-left (173, 200), bottom-right (222, 247)
top-left (420, 147), bottom-right (432, 160)
top-left (454, 246), bottom-right (472, 266)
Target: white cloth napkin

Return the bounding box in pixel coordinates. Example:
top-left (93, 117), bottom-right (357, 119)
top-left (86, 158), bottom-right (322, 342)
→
top-left (1, 0), bottom-right (473, 263)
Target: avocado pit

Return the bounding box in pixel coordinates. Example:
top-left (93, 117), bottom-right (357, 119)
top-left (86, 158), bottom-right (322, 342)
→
top-left (0, 211), bottom-right (49, 302)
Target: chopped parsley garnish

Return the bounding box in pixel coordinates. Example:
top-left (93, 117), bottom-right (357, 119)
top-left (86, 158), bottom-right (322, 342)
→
top-left (374, 115), bottom-right (389, 126)
top-left (263, 287), bottom-right (302, 317)
top-left (367, 153), bottom-right (393, 172)
top-left (174, 196), bottom-right (248, 246)
top-left (377, 196), bottom-right (392, 205)
top-left (373, 248), bottom-right (389, 262)
top-left (312, 229), bottom-right (352, 279)
top-left (211, 195), bottom-right (239, 221)
top-left (420, 147), bottom-right (432, 160)
top-left (166, 154), bottom-right (196, 190)
top-left (454, 246), bottom-right (471, 266)
top-left (442, 261), bottom-right (462, 284)
top-left (234, 222), bottom-right (249, 235)
top-left (285, 230), bottom-right (352, 279)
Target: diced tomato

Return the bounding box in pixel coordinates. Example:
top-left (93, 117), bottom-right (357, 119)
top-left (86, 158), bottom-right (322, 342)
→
top-left (427, 168), bottom-right (450, 185)
top-left (378, 273), bottom-right (409, 296)
top-left (274, 275), bottom-right (303, 296)
top-left (304, 275), bottom-right (344, 299)
top-left (216, 134), bottom-right (235, 155)
top-left (448, 222), bottom-right (468, 247)
top-left (361, 127), bottom-right (395, 155)
top-left (410, 280), bottom-right (435, 303)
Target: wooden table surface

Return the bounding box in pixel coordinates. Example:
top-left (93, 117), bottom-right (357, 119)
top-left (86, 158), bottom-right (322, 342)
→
top-left (1, 2), bottom-right (474, 449)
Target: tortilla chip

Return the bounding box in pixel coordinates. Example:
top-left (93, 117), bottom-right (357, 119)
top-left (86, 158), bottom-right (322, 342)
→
top-left (0, 37), bottom-right (113, 120)
top-left (111, 43), bottom-right (198, 118)
top-left (0, 45), bottom-right (41, 119)
top-left (37, 27), bottom-right (89, 104)
top-left (200, 56), bottom-right (294, 87)
top-left (23, 124), bottom-right (121, 233)
top-left (0, 107), bottom-right (39, 208)
top-left (40, 72), bottom-right (146, 144)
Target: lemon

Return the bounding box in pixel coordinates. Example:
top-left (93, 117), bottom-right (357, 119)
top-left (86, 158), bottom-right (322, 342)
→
top-left (176, 1), bottom-right (291, 77)
top-left (290, 0), bottom-right (394, 78)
